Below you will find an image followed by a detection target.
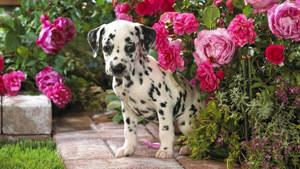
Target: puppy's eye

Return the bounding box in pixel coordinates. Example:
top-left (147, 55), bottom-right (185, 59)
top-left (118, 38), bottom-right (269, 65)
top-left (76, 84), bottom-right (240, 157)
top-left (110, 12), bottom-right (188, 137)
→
top-left (125, 45), bottom-right (136, 53)
top-left (103, 45), bottom-right (113, 54)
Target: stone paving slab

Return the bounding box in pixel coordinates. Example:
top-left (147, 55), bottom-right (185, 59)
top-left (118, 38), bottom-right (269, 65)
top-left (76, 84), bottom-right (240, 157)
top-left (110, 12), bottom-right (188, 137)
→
top-left (64, 157), bottom-right (183, 169)
top-left (53, 115), bottom-right (94, 133)
top-left (177, 156), bottom-right (240, 169)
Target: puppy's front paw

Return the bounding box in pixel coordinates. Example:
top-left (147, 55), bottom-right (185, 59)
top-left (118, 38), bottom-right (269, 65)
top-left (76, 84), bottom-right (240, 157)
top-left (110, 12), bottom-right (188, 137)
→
top-left (155, 149), bottom-right (173, 159)
top-left (115, 145), bottom-right (136, 158)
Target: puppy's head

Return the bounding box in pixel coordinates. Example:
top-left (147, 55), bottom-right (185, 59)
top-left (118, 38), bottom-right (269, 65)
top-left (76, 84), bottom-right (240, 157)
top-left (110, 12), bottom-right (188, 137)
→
top-left (88, 20), bottom-right (156, 77)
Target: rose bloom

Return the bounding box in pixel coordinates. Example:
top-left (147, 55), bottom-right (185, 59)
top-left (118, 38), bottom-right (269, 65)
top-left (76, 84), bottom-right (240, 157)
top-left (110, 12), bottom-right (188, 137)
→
top-left (0, 56), bottom-right (4, 72)
top-left (153, 22), bottom-right (170, 50)
top-left (216, 70), bottom-right (225, 80)
top-left (268, 1), bottom-right (300, 41)
top-left (196, 61), bottom-right (219, 92)
top-left (0, 75), bottom-right (5, 95)
top-left (227, 14), bottom-right (257, 47)
top-left (265, 44), bottom-right (285, 65)
top-left (158, 40), bottom-right (184, 72)
top-left (45, 82), bottom-right (72, 108)
top-left (173, 13), bottom-right (199, 35)
top-left (226, 0), bottom-right (234, 13)
top-left (3, 70), bottom-right (26, 96)
top-left (159, 12), bottom-right (180, 24)
top-left (53, 17), bottom-right (76, 42)
top-left (214, 0), bottom-right (224, 6)
top-left (244, 0), bottom-right (280, 14)
top-left (135, 0), bottom-right (158, 16)
top-left (159, 0), bottom-right (175, 12)
top-left (36, 66), bottom-right (64, 93)
top-left (194, 28), bottom-right (236, 67)
top-left (114, 3), bottom-right (133, 22)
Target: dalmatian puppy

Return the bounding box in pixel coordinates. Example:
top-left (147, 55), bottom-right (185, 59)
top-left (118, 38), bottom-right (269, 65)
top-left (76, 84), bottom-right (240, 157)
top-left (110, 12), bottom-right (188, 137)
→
top-left (88, 20), bottom-right (204, 159)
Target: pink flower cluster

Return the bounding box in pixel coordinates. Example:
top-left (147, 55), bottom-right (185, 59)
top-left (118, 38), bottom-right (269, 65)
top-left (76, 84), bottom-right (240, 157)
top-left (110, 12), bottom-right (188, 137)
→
top-left (0, 56), bottom-right (26, 96)
top-left (268, 1), bottom-right (300, 41)
top-left (36, 67), bottom-right (71, 108)
top-left (114, 3), bottom-right (133, 22)
top-left (153, 12), bottom-right (199, 72)
top-left (213, 0), bottom-right (234, 13)
top-left (36, 14), bottom-right (76, 55)
top-left (135, 0), bottom-right (175, 16)
top-left (244, 0), bottom-right (280, 14)
top-left (227, 14), bottom-right (257, 47)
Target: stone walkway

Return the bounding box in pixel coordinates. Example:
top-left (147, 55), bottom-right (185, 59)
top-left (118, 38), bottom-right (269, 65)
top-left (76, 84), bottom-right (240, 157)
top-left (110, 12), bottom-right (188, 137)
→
top-left (53, 114), bottom-right (238, 169)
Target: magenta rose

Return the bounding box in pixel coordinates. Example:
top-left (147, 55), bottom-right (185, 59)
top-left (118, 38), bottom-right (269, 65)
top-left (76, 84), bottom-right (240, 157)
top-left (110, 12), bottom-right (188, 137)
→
top-left (265, 44), bottom-right (285, 65)
top-left (214, 0), bottom-right (224, 6)
top-left (0, 56), bottom-right (4, 72)
top-left (196, 61), bottom-right (219, 92)
top-left (45, 82), bottom-right (72, 108)
top-left (173, 13), bottom-right (199, 35)
top-left (227, 14), bottom-right (257, 47)
top-left (3, 70), bottom-right (26, 96)
top-left (159, 0), bottom-right (175, 12)
top-left (267, 1), bottom-right (300, 41)
top-left (158, 40), bottom-right (184, 72)
top-left (114, 3), bottom-right (133, 22)
top-left (0, 75), bottom-right (5, 95)
top-left (153, 22), bottom-right (170, 50)
top-left (53, 17), bottom-right (76, 42)
top-left (194, 28), bottom-right (236, 67)
top-left (244, 0), bottom-right (280, 14)
top-left (36, 66), bottom-right (64, 93)
top-left (135, 0), bottom-right (158, 16)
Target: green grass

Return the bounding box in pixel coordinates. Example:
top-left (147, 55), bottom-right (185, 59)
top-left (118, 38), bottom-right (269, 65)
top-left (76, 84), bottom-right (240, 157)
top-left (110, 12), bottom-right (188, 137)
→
top-left (0, 139), bottom-right (65, 169)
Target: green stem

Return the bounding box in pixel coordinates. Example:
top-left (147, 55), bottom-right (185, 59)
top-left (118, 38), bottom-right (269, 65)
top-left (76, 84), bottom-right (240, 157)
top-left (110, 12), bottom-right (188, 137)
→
top-left (248, 58), bottom-right (252, 100)
top-left (241, 59), bottom-right (248, 140)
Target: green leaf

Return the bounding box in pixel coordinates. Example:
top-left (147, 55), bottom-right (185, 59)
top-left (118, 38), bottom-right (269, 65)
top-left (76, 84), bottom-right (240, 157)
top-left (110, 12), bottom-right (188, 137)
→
top-left (96, 0), bottom-right (105, 5)
top-left (5, 31), bottom-right (20, 52)
top-left (203, 5), bottom-right (220, 29)
top-left (107, 100), bottom-right (121, 111)
top-left (17, 46), bottom-right (29, 58)
top-left (112, 113), bottom-right (123, 123)
top-left (243, 4), bottom-right (253, 17)
top-left (232, 0), bottom-right (245, 9)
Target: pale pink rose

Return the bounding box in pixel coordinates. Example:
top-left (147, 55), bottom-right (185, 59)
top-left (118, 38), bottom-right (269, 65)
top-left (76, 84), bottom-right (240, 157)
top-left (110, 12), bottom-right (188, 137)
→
top-left (45, 82), bottom-right (72, 108)
top-left (227, 14), bottom-right (257, 46)
top-left (194, 28), bottom-right (236, 67)
top-left (268, 1), bottom-right (300, 41)
top-left (173, 13), bottom-right (199, 35)
top-left (244, 0), bottom-right (280, 14)
top-left (196, 61), bottom-right (219, 92)
top-left (36, 66), bottom-right (64, 93)
top-left (114, 3), bottom-right (133, 22)
top-left (158, 41), bottom-right (184, 72)
top-left (214, 0), bottom-right (224, 6)
top-left (53, 17), bottom-right (76, 42)
top-left (3, 71), bottom-right (26, 96)
top-left (153, 22), bottom-right (170, 50)
top-left (159, 12), bottom-right (180, 24)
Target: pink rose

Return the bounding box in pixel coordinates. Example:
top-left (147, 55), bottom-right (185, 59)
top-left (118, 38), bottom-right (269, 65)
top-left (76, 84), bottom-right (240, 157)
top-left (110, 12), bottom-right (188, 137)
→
top-left (135, 0), bottom-right (158, 16)
top-left (45, 82), bottom-right (72, 108)
top-left (173, 13), bottom-right (199, 35)
top-left (0, 75), bottom-right (5, 95)
top-left (227, 14), bottom-right (257, 47)
top-left (36, 66), bottom-right (64, 93)
top-left (226, 0), bottom-right (234, 13)
top-left (196, 61), bottom-right (219, 92)
top-left (244, 0), bottom-right (280, 14)
top-left (158, 40), bottom-right (184, 72)
top-left (0, 56), bottom-right (4, 72)
top-left (194, 28), bottom-right (236, 67)
top-left (214, 0), bottom-right (224, 6)
top-left (297, 0), bottom-right (300, 4)
top-left (53, 17), bottom-right (76, 42)
top-left (159, 0), bottom-right (175, 12)
top-left (114, 3), bottom-right (133, 22)
top-left (267, 1), bottom-right (300, 41)
top-left (3, 71), bottom-right (26, 96)
top-left (216, 70), bottom-right (225, 80)
top-left (159, 12), bottom-right (180, 24)
top-left (40, 13), bottom-right (50, 24)
top-left (153, 22), bottom-right (170, 50)
top-left (36, 23), bottom-right (66, 55)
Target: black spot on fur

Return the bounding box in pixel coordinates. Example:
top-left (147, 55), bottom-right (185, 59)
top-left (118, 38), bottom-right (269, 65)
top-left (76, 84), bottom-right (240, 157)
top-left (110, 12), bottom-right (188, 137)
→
top-left (164, 147), bottom-right (168, 150)
top-left (115, 78), bottom-right (123, 87)
top-left (158, 109), bottom-right (164, 116)
top-left (129, 97), bottom-right (136, 103)
top-left (148, 84), bottom-right (157, 102)
top-left (122, 92), bottom-right (126, 96)
top-left (113, 57), bottom-right (117, 60)
top-left (181, 121), bottom-right (185, 126)
top-left (190, 104), bottom-right (198, 115)
top-left (162, 72), bottom-right (166, 76)
top-left (130, 31), bottom-right (134, 35)
top-left (117, 49), bottom-right (119, 53)
top-left (132, 69), bottom-right (135, 76)
top-left (181, 104), bottom-right (185, 112)
top-left (125, 37), bottom-right (131, 42)
top-left (109, 33), bottom-right (115, 40)
top-left (158, 83), bottom-right (162, 88)
top-left (144, 70), bottom-right (149, 76)
top-left (162, 125), bottom-right (169, 131)
top-left (125, 75), bottom-right (134, 88)
top-left (139, 78), bottom-right (143, 85)
top-left (129, 129), bottom-right (133, 132)
top-left (160, 102), bottom-right (167, 107)
top-left (140, 100), bottom-right (146, 104)
top-left (173, 92), bottom-right (183, 117)
top-left (126, 117), bottom-right (130, 125)
top-left (147, 67), bottom-right (153, 72)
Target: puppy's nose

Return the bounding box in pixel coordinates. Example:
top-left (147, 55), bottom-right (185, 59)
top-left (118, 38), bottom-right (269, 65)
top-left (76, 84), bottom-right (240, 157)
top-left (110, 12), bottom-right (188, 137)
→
top-left (112, 63), bottom-right (126, 75)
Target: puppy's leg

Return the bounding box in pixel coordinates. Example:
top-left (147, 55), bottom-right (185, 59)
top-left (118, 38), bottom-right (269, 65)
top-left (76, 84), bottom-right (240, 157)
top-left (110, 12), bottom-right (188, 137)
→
top-left (116, 102), bottom-right (138, 157)
top-left (155, 107), bottom-right (175, 159)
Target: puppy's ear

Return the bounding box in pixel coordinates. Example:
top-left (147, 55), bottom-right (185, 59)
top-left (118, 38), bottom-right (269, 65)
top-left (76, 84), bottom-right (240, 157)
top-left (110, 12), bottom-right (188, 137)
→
top-left (135, 24), bottom-right (156, 55)
top-left (87, 25), bottom-right (106, 58)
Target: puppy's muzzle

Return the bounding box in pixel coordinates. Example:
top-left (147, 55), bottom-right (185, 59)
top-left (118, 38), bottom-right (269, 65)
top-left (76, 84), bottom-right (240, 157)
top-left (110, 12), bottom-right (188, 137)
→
top-left (111, 63), bottom-right (126, 76)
